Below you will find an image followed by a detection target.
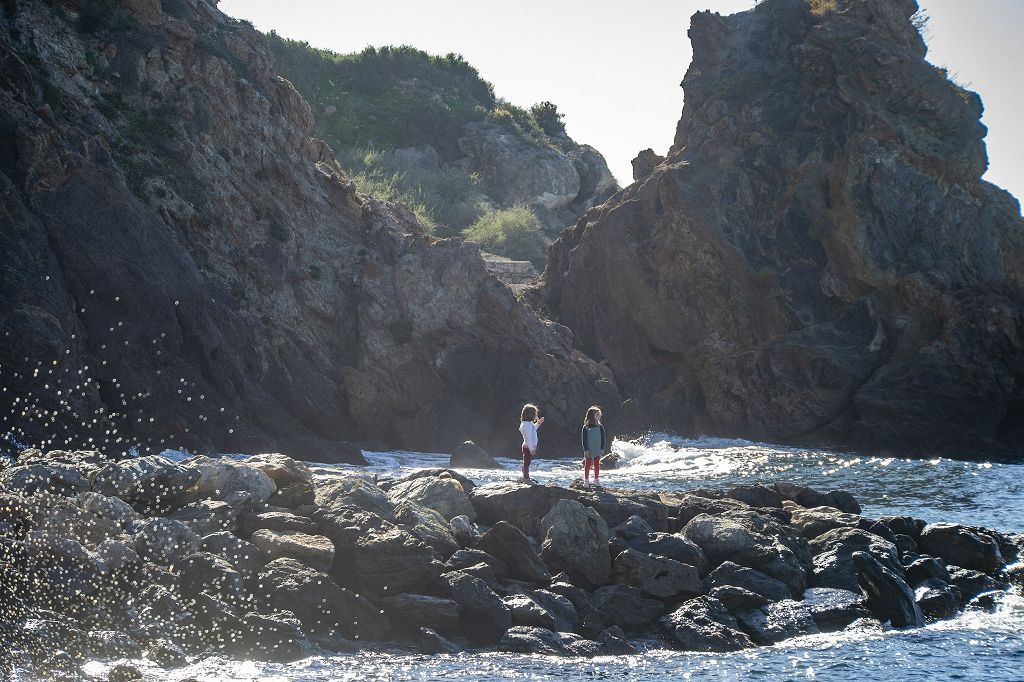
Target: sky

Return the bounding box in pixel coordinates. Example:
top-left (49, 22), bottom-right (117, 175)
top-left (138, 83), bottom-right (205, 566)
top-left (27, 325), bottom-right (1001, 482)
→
top-left (221, 0), bottom-right (1024, 203)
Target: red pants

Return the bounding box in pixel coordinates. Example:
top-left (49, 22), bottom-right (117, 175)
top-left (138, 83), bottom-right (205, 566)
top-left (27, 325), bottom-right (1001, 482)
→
top-left (522, 445), bottom-right (533, 479)
top-left (584, 456), bottom-right (600, 481)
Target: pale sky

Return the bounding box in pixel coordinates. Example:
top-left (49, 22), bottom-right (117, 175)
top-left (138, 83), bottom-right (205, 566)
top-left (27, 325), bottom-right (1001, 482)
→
top-left (222, 0), bottom-right (1023, 204)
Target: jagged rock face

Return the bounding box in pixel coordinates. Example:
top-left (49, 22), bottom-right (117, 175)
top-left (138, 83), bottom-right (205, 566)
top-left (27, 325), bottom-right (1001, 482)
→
top-left (0, 0), bottom-right (619, 457)
top-left (543, 0), bottom-right (1024, 455)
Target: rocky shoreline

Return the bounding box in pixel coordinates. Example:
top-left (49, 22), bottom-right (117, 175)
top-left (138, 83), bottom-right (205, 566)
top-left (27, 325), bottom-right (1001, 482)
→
top-left (2, 447), bottom-right (1022, 680)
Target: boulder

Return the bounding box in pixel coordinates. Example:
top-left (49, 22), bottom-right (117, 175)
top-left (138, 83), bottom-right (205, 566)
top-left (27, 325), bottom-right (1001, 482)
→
top-left (724, 485), bottom-right (782, 509)
top-left (132, 518), bottom-right (201, 565)
top-left (256, 557), bottom-right (389, 639)
top-left (734, 600), bottom-right (820, 645)
top-left (810, 528), bottom-right (902, 592)
top-left (918, 523), bottom-right (1003, 574)
top-left (592, 584), bottom-right (665, 633)
top-left (167, 500), bottom-right (240, 536)
top-left (504, 594), bottom-right (557, 629)
top-left (879, 516), bottom-right (926, 539)
top-left (539, 499), bottom-right (611, 586)
top-left (476, 521), bottom-right (551, 583)
top-left (444, 549), bottom-right (508, 579)
top-left (705, 561), bottom-right (791, 601)
top-left (449, 514), bottom-right (480, 547)
top-left (598, 625), bottom-right (636, 654)
top-left (547, 579), bottom-right (605, 638)
top-left (707, 585), bottom-right (770, 611)
top-left (177, 552), bottom-right (246, 603)
top-left (610, 515), bottom-right (656, 545)
top-left (660, 596), bottom-right (753, 652)
top-left (436, 570), bottom-right (512, 644)
top-left (77, 492), bottom-right (139, 527)
top-left (469, 482), bottom-right (577, 538)
top-left (529, 589), bottom-right (578, 633)
top-left (87, 630), bottom-right (144, 660)
top-left (629, 533), bottom-right (709, 576)
top-left (380, 593), bottom-right (461, 632)
top-left (789, 507), bottom-right (861, 540)
top-left (394, 503), bottom-right (461, 559)
top-left (450, 441), bottom-right (505, 470)
top-left (94, 539), bottom-right (140, 572)
top-left (948, 566), bottom-right (1003, 600)
top-left (613, 549), bottom-right (702, 599)
top-left (914, 579), bottom-right (962, 620)
top-left (0, 464), bottom-right (90, 497)
top-left (243, 453), bottom-right (313, 489)
top-left (498, 626), bottom-right (601, 657)
top-left (315, 505), bottom-right (443, 594)
top-left (200, 531), bottom-right (267, 578)
top-left (251, 529), bottom-right (334, 572)
top-left (672, 494), bottom-right (752, 528)
top-left (578, 488), bottom-right (669, 530)
top-left (852, 551), bottom-right (925, 627)
top-left (419, 627), bottom-right (461, 654)
top-left (800, 587), bottom-right (871, 631)
top-left (316, 474), bottom-right (395, 520)
top-left (387, 475), bottom-right (476, 521)
top-left (92, 456), bottom-right (200, 513)
top-left (905, 556), bottom-right (950, 586)
top-left (239, 510), bottom-right (319, 537)
top-left (180, 456), bottom-right (276, 506)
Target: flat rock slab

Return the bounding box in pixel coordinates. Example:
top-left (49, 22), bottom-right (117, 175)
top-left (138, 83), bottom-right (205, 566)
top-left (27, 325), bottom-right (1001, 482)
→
top-left (251, 529), bottom-right (334, 572)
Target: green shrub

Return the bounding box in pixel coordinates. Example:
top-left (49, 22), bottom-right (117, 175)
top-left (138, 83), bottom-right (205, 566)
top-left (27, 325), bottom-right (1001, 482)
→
top-left (530, 101), bottom-right (566, 138)
top-left (462, 206), bottom-right (547, 268)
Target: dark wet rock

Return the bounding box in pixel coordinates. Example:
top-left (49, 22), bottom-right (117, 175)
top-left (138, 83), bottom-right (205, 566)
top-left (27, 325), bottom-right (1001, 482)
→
top-left (132, 518), bottom-right (201, 566)
top-left (914, 579), bottom-right (962, 620)
top-left (315, 474), bottom-right (396, 520)
top-left (893, 534), bottom-right (918, 556)
top-left (967, 590), bottom-right (1006, 612)
top-left (309, 630), bottom-right (361, 653)
top-left (394, 503), bottom-right (462, 559)
top-left (948, 566), bottom-right (1003, 600)
top-left (450, 442), bottom-right (504, 470)
top-left (449, 514), bottom-right (480, 547)
top-left (256, 557), bottom-right (389, 639)
top-left (879, 516), bottom-right (926, 539)
top-left (823, 492), bottom-right (861, 516)
top-left (708, 585), bottom-right (770, 611)
top-left (380, 594), bottom-right (460, 632)
top-left (529, 589), bottom-right (578, 633)
top-left (613, 548), bottom-right (702, 599)
top-left (167, 500), bottom-right (240, 536)
top-left (810, 527), bottom-right (902, 592)
top-left (387, 475), bottom-right (476, 521)
top-left (906, 557), bottom-right (950, 586)
top-left (592, 584), bottom-right (665, 633)
top-left (539, 499), bottom-right (611, 586)
top-left (476, 521), bottom-right (551, 583)
top-left (419, 626), bottom-right (462, 654)
top-left (919, 523), bottom-right (1003, 574)
top-left (852, 551), bottom-right (925, 628)
top-left (93, 457), bottom-right (200, 513)
top-left (0, 463), bottom-right (90, 497)
top-left (661, 596), bottom-right (753, 652)
top-left (725, 485), bottom-right (782, 509)
top-left (436, 570), bottom-right (512, 644)
top-left (444, 549), bottom-right (508, 579)
top-left (578, 488), bottom-right (669, 531)
top-left (735, 599), bottom-right (819, 645)
top-left (671, 494), bottom-right (752, 529)
top-left (469, 482), bottom-right (577, 538)
top-left (457, 561), bottom-right (500, 587)
top-left (610, 515), bottom-right (656, 548)
top-left (87, 630), bottom-right (144, 660)
top-left (800, 587), bottom-right (871, 631)
top-left (315, 505), bottom-right (443, 594)
top-left (504, 593), bottom-right (557, 629)
top-left (789, 507), bottom-right (860, 540)
top-left (239, 511), bottom-right (319, 537)
top-left (1004, 563), bottom-right (1024, 588)
top-left (268, 483), bottom-right (316, 509)
top-left (547, 579), bottom-right (604, 638)
top-left (231, 611), bottom-right (320, 662)
top-left (108, 664), bottom-right (145, 682)
top-left (251, 529), bottom-right (334, 572)
top-left (705, 561), bottom-right (791, 601)
top-left (598, 625), bottom-right (637, 654)
top-left (499, 626), bottom-right (601, 657)
top-left (147, 639), bottom-right (189, 668)
top-left (178, 552), bottom-right (247, 603)
top-left (200, 532), bottom-right (267, 578)
top-left (624, 532), bottom-right (710, 577)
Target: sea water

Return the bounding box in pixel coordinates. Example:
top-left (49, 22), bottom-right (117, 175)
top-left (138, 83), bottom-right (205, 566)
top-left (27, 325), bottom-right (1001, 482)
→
top-left (83, 435), bottom-right (1024, 681)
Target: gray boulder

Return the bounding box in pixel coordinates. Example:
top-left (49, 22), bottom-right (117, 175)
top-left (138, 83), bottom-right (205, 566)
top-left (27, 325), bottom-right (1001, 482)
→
top-left (914, 579), bottom-right (962, 620)
top-left (476, 521), bottom-right (551, 583)
top-left (789, 507), bottom-right (861, 540)
top-left (393, 502), bottom-right (461, 558)
top-left (948, 566), bottom-right (1003, 600)
top-left (387, 475), bottom-right (476, 521)
top-left (852, 551), bottom-right (925, 627)
top-left (598, 625), bottom-right (636, 654)
top-left (419, 626), bottom-right (462, 654)
top-left (918, 523), bottom-right (1003, 574)
top-left (705, 561), bottom-right (791, 601)
top-left (613, 548), bottom-right (702, 599)
top-left (0, 464), bottom-right (90, 497)
top-left (437, 570), bottom-right (512, 644)
top-left (239, 510), bottom-right (319, 537)
top-left (539, 499), bottom-right (611, 586)
top-left (380, 593), bottom-right (461, 632)
top-left (77, 492), bottom-right (139, 527)
top-left (800, 587), bottom-right (871, 631)
top-left (251, 529), bottom-right (334, 572)
top-left (504, 593), bottom-right (557, 629)
top-left (530, 589), bottom-right (578, 633)
top-left (200, 531), bottom-right (267, 577)
top-left (92, 456), bottom-right (199, 513)
top-left (734, 600), bottom-right (820, 645)
top-left (177, 552), bottom-right (246, 603)
top-left (629, 533), bottom-right (709, 576)
top-left (499, 626), bottom-right (602, 657)
top-left (469, 482), bottom-right (577, 538)
top-left (707, 585), bottom-right (770, 611)
top-left (167, 500), bottom-right (240, 536)
top-left (660, 596), bottom-right (753, 652)
top-left (132, 518), bottom-right (201, 565)
top-left (180, 456), bottom-right (276, 506)
top-left (450, 441), bottom-right (504, 470)
top-left (316, 473), bottom-right (395, 520)
top-left (592, 584), bottom-right (665, 633)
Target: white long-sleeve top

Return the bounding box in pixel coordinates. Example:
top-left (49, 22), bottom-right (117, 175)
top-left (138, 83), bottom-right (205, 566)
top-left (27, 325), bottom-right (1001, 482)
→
top-left (519, 420), bottom-right (538, 451)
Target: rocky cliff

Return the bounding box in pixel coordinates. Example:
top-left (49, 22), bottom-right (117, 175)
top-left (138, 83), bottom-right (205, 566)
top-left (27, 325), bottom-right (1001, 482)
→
top-left (543, 0), bottom-right (1024, 456)
top-left (0, 0), bottom-right (619, 459)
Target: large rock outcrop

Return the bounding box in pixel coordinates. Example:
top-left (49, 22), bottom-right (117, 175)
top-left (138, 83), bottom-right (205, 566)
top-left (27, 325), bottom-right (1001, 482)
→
top-left (0, 0), bottom-right (619, 457)
top-left (542, 0), bottom-right (1024, 456)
